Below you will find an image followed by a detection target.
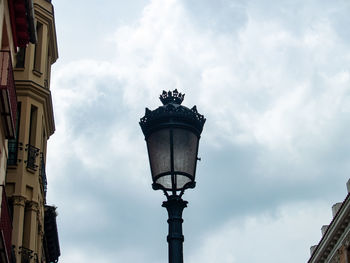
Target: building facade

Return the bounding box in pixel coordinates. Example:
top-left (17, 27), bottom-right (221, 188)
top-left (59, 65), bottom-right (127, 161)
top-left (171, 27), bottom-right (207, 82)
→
top-left (0, 0), bottom-right (60, 262)
top-left (309, 179), bottom-right (350, 263)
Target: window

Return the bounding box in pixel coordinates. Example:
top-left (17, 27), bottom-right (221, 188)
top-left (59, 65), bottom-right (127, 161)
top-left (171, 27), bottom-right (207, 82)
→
top-left (28, 105), bottom-right (38, 145)
top-left (7, 102), bottom-right (21, 166)
top-left (33, 22), bottom-right (43, 73)
top-left (15, 47), bottom-right (26, 68)
top-left (26, 106), bottom-right (39, 170)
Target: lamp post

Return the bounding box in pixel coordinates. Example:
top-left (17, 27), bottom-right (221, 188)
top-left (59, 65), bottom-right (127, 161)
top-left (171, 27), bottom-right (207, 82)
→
top-left (140, 89), bottom-right (206, 263)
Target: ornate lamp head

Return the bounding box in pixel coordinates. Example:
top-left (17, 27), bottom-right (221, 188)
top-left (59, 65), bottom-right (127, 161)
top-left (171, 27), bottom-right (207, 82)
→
top-left (140, 90), bottom-right (206, 196)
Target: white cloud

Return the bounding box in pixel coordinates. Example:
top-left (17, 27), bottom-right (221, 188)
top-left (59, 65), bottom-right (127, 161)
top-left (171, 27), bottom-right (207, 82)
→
top-left (188, 201), bottom-right (332, 263)
top-left (48, 0), bottom-right (350, 262)
top-left (104, 0), bottom-right (350, 157)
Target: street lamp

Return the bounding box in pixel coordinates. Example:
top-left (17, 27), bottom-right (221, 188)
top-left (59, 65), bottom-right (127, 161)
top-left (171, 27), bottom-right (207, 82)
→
top-left (140, 89), bottom-right (205, 263)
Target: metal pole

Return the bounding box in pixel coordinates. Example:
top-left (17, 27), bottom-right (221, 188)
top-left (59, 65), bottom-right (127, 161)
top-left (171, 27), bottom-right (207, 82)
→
top-left (162, 196), bottom-right (188, 263)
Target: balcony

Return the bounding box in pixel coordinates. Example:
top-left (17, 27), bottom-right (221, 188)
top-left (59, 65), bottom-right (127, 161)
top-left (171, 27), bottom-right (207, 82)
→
top-left (25, 144), bottom-right (39, 171)
top-left (0, 51), bottom-right (17, 139)
top-left (44, 206), bottom-right (60, 262)
top-left (39, 153), bottom-right (47, 198)
top-left (19, 247), bottom-right (33, 263)
top-left (0, 186), bottom-right (13, 263)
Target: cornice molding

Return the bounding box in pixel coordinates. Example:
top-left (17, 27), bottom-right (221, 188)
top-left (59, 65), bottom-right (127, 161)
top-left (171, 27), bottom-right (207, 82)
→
top-left (33, 3), bottom-right (54, 18)
top-left (309, 193), bottom-right (350, 263)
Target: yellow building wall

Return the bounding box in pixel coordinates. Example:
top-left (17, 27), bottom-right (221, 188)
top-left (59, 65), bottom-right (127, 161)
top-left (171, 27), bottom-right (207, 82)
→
top-left (5, 0), bottom-right (58, 261)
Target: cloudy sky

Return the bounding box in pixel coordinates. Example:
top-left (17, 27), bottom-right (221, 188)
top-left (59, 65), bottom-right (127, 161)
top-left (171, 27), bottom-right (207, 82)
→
top-left (46, 0), bottom-right (350, 262)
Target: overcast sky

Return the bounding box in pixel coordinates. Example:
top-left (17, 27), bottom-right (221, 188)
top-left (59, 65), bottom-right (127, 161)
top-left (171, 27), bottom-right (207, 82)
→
top-left (46, 0), bottom-right (350, 262)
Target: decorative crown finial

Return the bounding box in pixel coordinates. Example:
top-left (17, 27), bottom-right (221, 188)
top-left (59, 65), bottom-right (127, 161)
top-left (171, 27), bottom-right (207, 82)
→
top-left (159, 89), bottom-right (185, 105)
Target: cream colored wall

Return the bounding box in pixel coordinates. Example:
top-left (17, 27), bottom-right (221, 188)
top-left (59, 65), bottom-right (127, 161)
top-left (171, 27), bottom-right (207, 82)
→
top-left (5, 92), bottom-right (46, 262)
top-left (14, 0), bottom-right (58, 90)
top-left (5, 0), bottom-right (58, 261)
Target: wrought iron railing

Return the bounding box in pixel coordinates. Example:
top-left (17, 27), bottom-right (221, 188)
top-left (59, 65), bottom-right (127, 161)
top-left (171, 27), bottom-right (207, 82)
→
top-left (0, 186), bottom-right (13, 262)
top-left (44, 206), bottom-right (60, 262)
top-left (25, 144), bottom-right (39, 170)
top-left (33, 253), bottom-right (38, 263)
top-left (19, 247), bottom-right (33, 263)
top-left (39, 153), bottom-right (47, 198)
top-left (0, 50), bottom-right (17, 139)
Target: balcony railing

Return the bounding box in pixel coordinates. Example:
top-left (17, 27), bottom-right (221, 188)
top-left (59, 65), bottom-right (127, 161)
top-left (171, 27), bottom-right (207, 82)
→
top-left (44, 206), bottom-right (60, 263)
top-left (33, 253), bottom-right (38, 263)
top-left (25, 144), bottom-right (39, 171)
top-left (0, 186), bottom-right (13, 263)
top-left (19, 247), bottom-right (33, 263)
top-left (0, 51), bottom-right (17, 139)
top-left (39, 153), bottom-right (47, 198)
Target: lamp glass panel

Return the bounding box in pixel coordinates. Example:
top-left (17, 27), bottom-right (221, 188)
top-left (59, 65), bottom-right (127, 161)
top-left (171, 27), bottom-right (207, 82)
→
top-left (173, 128), bottom-right (198, 178)
top-left (147, 129), bottom-right (171, 181)
top-left (156, 175), bottom-right (172, 190)
top-left (175, 175), bottom-right (192, 189)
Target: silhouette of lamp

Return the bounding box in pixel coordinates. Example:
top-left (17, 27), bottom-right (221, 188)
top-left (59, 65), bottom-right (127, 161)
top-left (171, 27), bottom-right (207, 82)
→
top-left (140, 89), bottom-right (205, 263)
